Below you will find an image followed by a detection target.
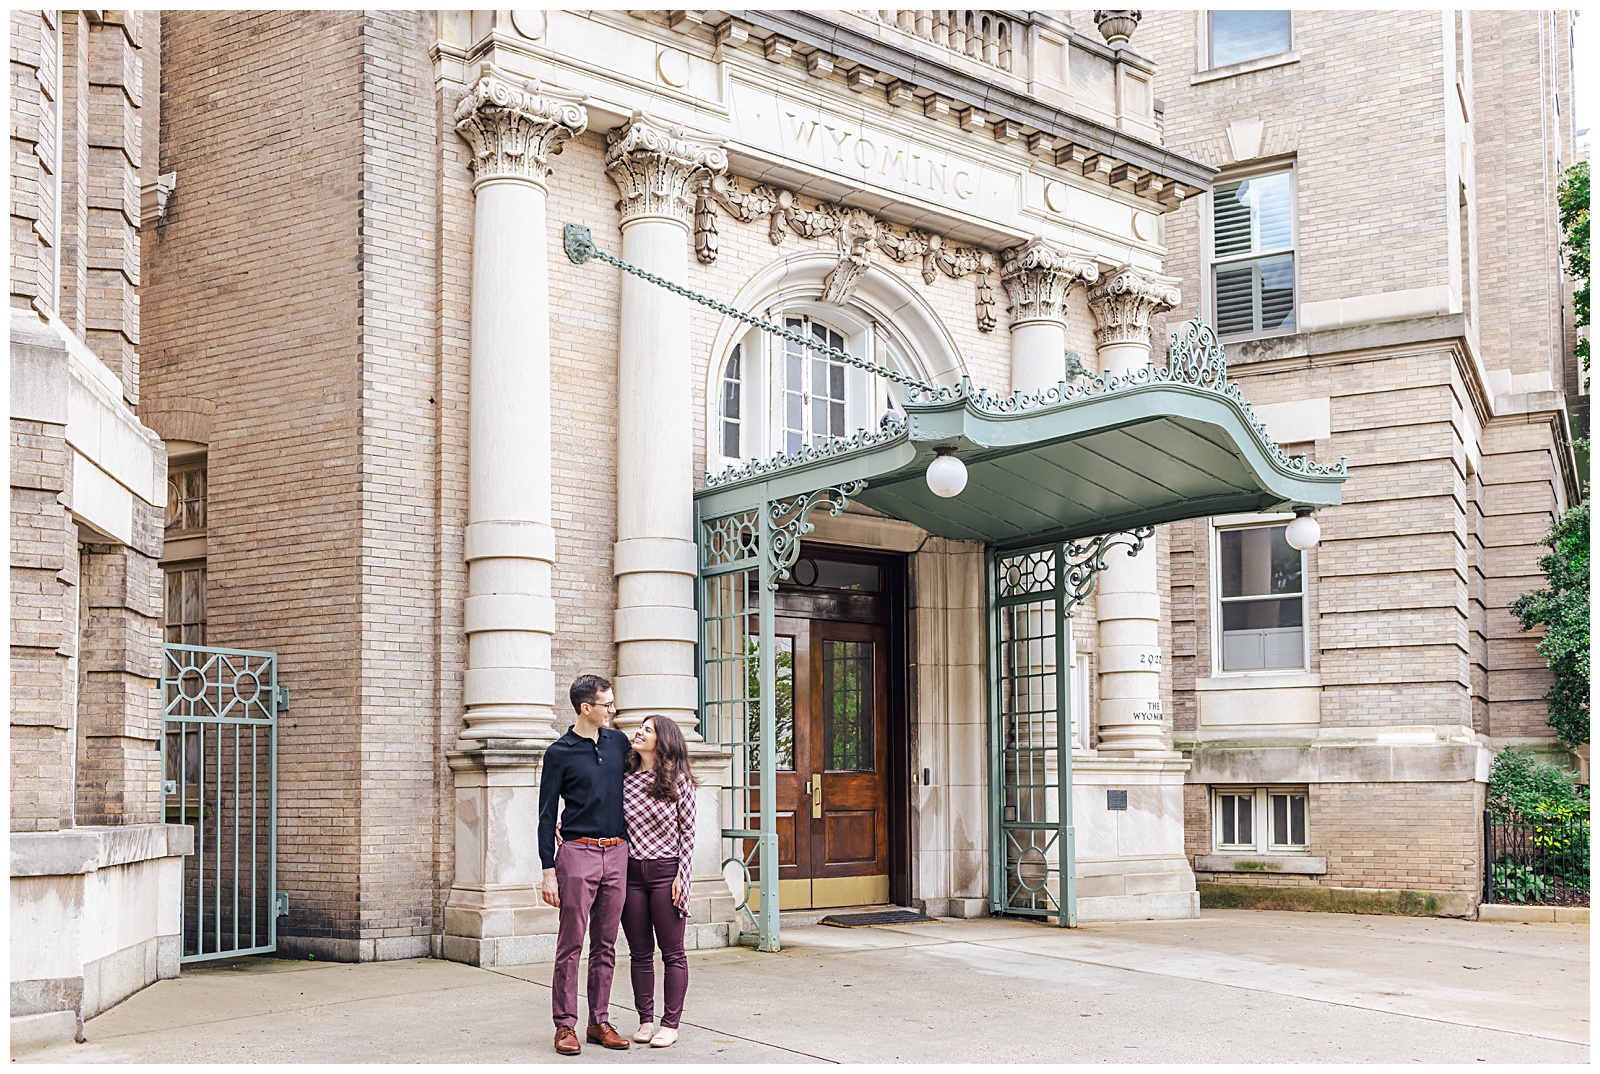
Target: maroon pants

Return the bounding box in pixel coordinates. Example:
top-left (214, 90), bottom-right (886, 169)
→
top-left (551, 840), bottom-right (629, 1029)
top-left (620, 856), bottom-right (688, 1029)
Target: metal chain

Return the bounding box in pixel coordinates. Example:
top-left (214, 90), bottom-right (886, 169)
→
top-left (564, 224), bottom-right (937, 392)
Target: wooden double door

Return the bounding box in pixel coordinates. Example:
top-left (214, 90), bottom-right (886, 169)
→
top-left (765, 553), bottom-right (899, 910)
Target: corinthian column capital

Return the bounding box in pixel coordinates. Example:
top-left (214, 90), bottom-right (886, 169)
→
top-left (1087, 264), bottom-right (1182, 347)
top-left (1000, 238), bottom-right (1100, 325)
top-left (453, 67), bottom-right (588, 190)
top-left (604, 112), bottom-right (729, 229)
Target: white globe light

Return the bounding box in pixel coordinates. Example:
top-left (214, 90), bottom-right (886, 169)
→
top-left (1284, 513), bottom-right (1321, 551)
top-left (926, 452), bottom-right (968, 498)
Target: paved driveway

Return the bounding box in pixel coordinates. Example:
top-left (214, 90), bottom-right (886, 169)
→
top-left (19, 910), bottom-right (1589, 1064)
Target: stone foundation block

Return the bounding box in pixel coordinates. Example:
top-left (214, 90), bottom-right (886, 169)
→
top-left (1199, 881), bottom-right (1475, 918)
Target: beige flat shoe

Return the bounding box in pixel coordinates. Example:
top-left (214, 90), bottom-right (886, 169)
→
top-left (632, 1022), bottom-right (655, 1044)
top-left (650, 1027), bottom-right (678, 1049)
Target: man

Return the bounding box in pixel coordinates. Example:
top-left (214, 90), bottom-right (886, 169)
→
top-left (539, 674), bottom-right (632, 1055)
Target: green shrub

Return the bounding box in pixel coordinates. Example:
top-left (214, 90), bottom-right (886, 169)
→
top-left (1486, 745), bottom-right (1589, 823)
top-left (1491, 861), bottom-right (1553, 903)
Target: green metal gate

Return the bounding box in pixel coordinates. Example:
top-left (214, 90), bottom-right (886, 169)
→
top-left (161, 644), bottom-right (283, 963)
top-left (988, 529), bottom-right (1153, 927)
top-left (989, 543), bottom-right (1074, 926)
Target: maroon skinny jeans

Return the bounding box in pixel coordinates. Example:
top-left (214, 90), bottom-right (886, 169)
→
top-left (620, 856), bottom-right (687, 1028)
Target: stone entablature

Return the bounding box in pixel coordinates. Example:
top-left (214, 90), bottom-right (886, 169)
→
top-left (433, 11), bottom-right (1212, 270)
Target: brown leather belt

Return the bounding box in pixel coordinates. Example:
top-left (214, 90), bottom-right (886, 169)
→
top-left (567, 836), bottom-right (624, 847)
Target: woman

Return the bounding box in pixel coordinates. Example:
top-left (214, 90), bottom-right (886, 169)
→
top-left (621, 714), bottom-right (698, 1048)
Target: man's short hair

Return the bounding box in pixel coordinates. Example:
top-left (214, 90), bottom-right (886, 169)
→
top-left (570, 674), bottom-right (613, 714)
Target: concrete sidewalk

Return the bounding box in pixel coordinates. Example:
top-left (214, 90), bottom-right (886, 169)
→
top-left (18, 910), bottom-right (1589, 1064)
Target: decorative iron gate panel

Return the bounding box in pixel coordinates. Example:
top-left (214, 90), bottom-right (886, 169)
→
top-left (697, 507), bottom-right (775, 949)
top-left (988, 544), bottom-right (1075, 926)
top-left (161, 644), bottom-right (281, 963)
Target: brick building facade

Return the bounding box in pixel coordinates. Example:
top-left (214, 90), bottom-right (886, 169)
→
top-left (1133, 8), bottom-right (1582, 909)
top-left (10, 8), bottom-right (1583, 1041)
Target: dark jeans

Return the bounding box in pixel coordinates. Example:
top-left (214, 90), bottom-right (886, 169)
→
top-left (551, 840), bottom-right (629, 1029)
top-left (620, 856), bottom-right (688, 1028)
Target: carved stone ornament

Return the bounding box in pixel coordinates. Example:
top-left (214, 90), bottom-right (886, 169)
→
top-left (1087, 264), bottom-right (1181, 347)
top-left (453, 68), bottom-right (588, 188)
top-left (696, 174), bottom-right (999, 331)
top-left (1093, 10), bottom-right (1142, 47)
top-left (999, 238), bottom-right (1100, 325)
top-left (604, 112), bottom-right (729, 227)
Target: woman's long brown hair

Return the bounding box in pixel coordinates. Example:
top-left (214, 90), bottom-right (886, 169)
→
top-left (625, 715), bottom-right (699, 801)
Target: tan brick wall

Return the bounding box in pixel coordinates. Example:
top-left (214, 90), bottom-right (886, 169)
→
top-left (9, 416), bottom-right (79, 831)
top-left (354, 10), bottom-right (440, 944)
top-left (1188, 779), bottom-right (1484, 894)
top-left (1138, 9), bottom-right (1454, 315)
top-left (143, 9), bottom-right (368, 943)
top-left (1135, 10), bottom-right (1574, 743)
top-left (10, 9), bottom-right (58, 316)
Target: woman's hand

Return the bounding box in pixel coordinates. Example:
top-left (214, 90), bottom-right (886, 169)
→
top-left (671, 877), bottom-right (682, 903)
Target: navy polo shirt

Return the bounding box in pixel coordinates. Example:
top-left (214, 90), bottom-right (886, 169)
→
top-left (537, 725), bottom-right (630, 869)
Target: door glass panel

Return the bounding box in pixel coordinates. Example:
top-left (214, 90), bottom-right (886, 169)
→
top-left (747, 635), bottom-right (795, 770)
top-left (822, 640), bottom-right (873, 772)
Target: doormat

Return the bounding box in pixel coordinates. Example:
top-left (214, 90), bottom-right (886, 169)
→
top-left (818, 909), bottom-right (939, 928)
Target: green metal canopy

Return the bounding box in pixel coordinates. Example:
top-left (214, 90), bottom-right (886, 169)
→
top-left (695, 320), bottom-right (1347, 538)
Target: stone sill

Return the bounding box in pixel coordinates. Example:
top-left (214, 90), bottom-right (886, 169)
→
top-left (11, 824), bottom-right (194, 878)
top-left (1196, 853), bottom-right (1326, 875)
top-left (1194, 672), bottom-right (1321, 692)
top-left (1191, 50), bottom-right (1301, 85)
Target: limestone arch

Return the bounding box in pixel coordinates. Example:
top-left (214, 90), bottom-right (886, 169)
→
top-left (702, 251), bottom-right (968, 472)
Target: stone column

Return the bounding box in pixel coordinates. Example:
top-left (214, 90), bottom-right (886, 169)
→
top-left (443, 69), bottom-right (587, 966)
top-left (604, 113), bottom-right (727, 737)
top-left (1000, 238), bottom-right (1098, 394)
top-left (453, 70), bottom-right (586, 747)
top-left (604, 113), bottom-right (736, 936)
top-left (1086, 265), bottom-right (1181, 754)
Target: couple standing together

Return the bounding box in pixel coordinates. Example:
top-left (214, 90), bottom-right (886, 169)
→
top-left (538, 674), bottom-right (698, 1056)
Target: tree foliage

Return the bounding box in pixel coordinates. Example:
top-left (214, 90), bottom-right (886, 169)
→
top-left (1559, 161), bottom-right (1589, 373)
top-left (1510, 498), bottom-right (1590, 747)
top-left (1487, 745), bottom-right (1588, 822)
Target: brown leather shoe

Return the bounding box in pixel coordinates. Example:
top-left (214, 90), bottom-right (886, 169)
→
top-left (586, 1022), bottom-right (631, 1050)
top-left (554, 1026), bottom-right (581, 1056)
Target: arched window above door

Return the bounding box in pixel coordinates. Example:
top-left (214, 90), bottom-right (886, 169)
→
top-left (714, 306), bottom-right (916, 467)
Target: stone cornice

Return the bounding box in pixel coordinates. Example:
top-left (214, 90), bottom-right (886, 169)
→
top-left (1087, 264), bottom-right (1181, 347)
top-left (707, 9), bottom-right (1215, 209)
top-left (699, 174), bottom-right (998, 330)
top-left (1000, 239), bottom-right (1100, 325)
top-left (604, 112), bottom-right (728, 228)
top-left (453, 67), bottom-right (588, 189)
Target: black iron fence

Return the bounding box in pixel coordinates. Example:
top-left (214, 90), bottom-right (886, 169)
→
top-left (1483, 811), bottom-right (1590, 907)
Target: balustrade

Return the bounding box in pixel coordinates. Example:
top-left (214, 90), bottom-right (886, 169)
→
top-left (872, 10), bottom-right (1019, 73)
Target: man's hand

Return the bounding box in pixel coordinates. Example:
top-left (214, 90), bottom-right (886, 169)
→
top-left (541, 868), bottom-right (560, 908)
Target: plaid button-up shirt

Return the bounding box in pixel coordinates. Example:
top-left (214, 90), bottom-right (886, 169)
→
top-left (623, 769), bottom-right (696, 916)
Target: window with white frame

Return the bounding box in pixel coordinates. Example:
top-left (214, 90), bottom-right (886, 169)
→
top-left (714, 310), bottom-right (908, 467)
top-left (1211, 168), bottom-right (1297, 338)
top-left (1214, 786), bottom-right (1309, 852)
top-left (1216, 523), bottom-right (1305, 672)
top-left (1207, 10), bottom-right (1292, 69)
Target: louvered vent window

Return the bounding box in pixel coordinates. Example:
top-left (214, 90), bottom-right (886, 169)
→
top-left (1211, 170), bottom-right (1296, 338)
